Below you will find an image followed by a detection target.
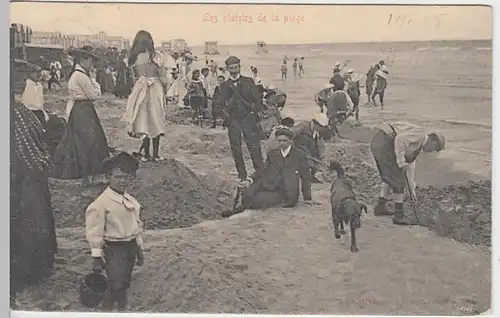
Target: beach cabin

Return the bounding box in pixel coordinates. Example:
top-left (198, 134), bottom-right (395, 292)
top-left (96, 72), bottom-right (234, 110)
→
top-left (172, 38), bottom-right (188, 53)
top-left (204, 41), bottom-right (220, 55)
top-left (256, 41), bottom-right (268, 54)
top-left (161, 41), bottom-right (172, 53)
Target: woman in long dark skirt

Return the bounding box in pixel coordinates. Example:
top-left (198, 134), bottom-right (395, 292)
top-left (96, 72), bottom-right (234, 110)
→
top-left (52, 45), bottom-right (110, 187)
top-left (10, 59), bottom-right (58, 307)
top-left (113, 50), bottom-right (133, 98)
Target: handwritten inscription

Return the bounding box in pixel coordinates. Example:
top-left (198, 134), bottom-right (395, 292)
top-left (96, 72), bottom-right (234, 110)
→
top-left (202, 12), bottom-right (305, 24)
top-left (387, 13), bottom-right (449, 28)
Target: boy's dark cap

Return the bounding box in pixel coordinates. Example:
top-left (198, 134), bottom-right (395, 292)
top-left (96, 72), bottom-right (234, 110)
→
top-left (275, 127), bottom-right (294, 139)
top-left (281, 117), bottom-right (295, 127)
top-left (103, 152), bottom-right (139, 175)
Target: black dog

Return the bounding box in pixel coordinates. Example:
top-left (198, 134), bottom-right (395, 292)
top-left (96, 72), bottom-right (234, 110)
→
top-left (329, 161), bottom-right (368, 252)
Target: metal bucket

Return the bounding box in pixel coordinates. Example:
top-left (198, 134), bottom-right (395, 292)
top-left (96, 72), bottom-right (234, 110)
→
top-left (79, 272), bottom-right (108, 308)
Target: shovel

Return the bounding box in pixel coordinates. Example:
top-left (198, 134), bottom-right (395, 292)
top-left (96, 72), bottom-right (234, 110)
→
top-left (404, 171), bottom-right (420, 224)
top-left (232, 186), bottom-right (241, 214)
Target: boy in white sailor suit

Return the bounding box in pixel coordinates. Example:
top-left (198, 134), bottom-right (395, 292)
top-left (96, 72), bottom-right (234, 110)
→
top-left (85, 152), bottom-right (144, 311)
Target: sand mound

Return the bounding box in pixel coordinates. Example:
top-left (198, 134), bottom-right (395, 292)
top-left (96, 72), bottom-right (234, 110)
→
top-left (50, 158), bottom-right (232, 229)
top-left (415, 180), bottom-right (491, 246)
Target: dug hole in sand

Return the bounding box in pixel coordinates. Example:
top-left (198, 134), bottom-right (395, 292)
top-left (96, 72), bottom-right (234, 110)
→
top-left (16, 90), bottom-right (491, 315)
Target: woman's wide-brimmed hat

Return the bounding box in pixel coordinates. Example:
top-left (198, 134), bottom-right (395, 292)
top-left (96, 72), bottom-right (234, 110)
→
top-left (69, 45), bottom-right (100, 60)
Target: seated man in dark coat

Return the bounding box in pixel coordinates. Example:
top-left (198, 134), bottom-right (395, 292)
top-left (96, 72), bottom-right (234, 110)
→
top-left (227, 127), bottom-right (312, 216)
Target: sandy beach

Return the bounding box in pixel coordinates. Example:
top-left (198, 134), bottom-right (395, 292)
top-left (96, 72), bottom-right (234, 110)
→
top-left (15, 40), bottom-right (491, 315)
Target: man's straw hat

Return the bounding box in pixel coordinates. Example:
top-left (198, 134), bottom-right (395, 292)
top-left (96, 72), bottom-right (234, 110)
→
top-left (313, 112), bottom-right (329, 126)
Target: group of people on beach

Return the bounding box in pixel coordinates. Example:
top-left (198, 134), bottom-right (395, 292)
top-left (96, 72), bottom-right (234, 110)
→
top-left (280, 54), bottom-right (305, 79)
top-left (11, 27), bottom-right (445, 312)
top-left (11, 29), bottom-right (172, 310)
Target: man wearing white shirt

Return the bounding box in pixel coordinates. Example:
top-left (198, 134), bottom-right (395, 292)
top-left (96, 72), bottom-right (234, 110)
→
top-left (370, 124), bottom-right (445, 225)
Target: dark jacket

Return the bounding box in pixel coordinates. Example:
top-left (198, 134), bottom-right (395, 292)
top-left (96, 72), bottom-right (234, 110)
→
top-left (250, 146), bottom-right (312, 206)
top-left (347, 81), bottom-right (361, 103)
top-left (329, 74), bottom-right (344, 89)
top-left (326, 91), bottom-right (348, 118)
top-left (214, 75), bottom-right (263, 122)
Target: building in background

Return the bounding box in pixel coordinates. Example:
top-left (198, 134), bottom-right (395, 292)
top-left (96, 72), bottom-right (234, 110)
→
top-left (31, 31), bottom-right (131, 50)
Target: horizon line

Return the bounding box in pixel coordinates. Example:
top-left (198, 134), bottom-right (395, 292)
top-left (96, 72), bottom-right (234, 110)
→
top-left (186, 38), bottom-right (492, 47)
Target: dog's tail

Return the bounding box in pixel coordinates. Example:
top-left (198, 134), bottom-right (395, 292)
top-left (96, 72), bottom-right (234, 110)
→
top-left (328, 160), bottom-right (345, 177)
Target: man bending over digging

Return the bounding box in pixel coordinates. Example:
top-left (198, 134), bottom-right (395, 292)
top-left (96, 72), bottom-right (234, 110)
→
top-left (370, 124), bottom-right (445, 225)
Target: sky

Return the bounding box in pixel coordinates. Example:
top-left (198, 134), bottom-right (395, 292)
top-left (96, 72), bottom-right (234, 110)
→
top-left (10, 3), bottom-right (492, 46)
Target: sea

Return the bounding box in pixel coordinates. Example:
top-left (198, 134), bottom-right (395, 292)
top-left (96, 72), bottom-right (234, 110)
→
top-left (186, 40), bottom-right (492, 179)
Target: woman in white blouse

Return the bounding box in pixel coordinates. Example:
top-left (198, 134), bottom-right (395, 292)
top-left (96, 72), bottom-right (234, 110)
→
top-left (52, 45), bottom-right (110, 187)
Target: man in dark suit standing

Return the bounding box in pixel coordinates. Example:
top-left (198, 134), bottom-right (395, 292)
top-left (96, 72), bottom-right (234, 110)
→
top-left (214, 56), bottom-right (265, 181)
top-left (224, 127), bottom-right (312, 217)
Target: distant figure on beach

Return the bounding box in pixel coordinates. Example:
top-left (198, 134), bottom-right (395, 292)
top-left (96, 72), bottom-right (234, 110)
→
top-left (213, 55), bottom-right (264, 182)
top-left (370, 124), bottom-right (445, 225)
top-left (314, 83), bottom-right (335, 114)
top-left (370, 62), bottom-right (389, 108)
top-left (329, 65), bottom-right (344, 88)
top-left (47, 64), bottom-right (62, 91)
top-left (293, 112), bottom-right (330, 183)
top-left (333, 61), bottom-right (341, 74)
top-left (298, 57), bottom-right (304, 76)
top-left (282, 54), bottom-right (289, 64)
top-left (113, 49), bottom-right (133, 98)
top-left (345, 69), bottom-right (361, 123)
top-left (292, 58), bottom-right (298, 76)
top-left (280, 62), bottom-right (288, 80)
top-left (260, 84), bottom-right (286, 137)
top-left (186, 69), bottom-right (207, 125)
top-left (250, 66), bottom-right (264, 97)
top-left (209, 59), bottom-right (218, 76)
top-left (365, 60), bottom-right (383, 101)
top-left (211, 75), bottom-right (226, 129)
top-left (327, 77), bottom-right (353, 135)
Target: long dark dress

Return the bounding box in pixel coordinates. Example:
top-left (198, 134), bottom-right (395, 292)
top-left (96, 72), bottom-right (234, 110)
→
top-left (113, 59), bottom-right (133, 98)
top-left (10, 100), bottom-right (58, 296)
top-left (52, 69), bottom-right (110, 180)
